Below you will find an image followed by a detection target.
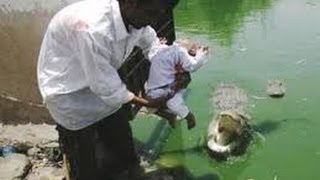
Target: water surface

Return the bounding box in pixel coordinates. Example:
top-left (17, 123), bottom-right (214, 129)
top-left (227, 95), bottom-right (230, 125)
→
top-left (134, 0), bottom-right (320, 179)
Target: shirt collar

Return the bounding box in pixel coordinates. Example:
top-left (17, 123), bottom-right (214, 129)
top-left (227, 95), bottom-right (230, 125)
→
top-left (111, 0), bottom-right (129, 41)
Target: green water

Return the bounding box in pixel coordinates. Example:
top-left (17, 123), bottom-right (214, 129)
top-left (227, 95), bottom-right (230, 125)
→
top-left (133, 0), bottom-right (320, 179)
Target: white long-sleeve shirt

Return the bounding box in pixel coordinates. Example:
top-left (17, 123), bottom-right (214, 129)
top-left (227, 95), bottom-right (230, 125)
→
top-left (37, 0), bottom-right (161, 130)
top-left (146, 43), bottom-right (208, 118)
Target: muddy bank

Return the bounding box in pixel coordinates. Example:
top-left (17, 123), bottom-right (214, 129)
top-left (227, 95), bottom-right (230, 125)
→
top-left (0, 123), bottom-right (199, 180)
top-left (0, 0), bottom-right (79, 124)
top-left (0, 123), bottom-right (63, 180)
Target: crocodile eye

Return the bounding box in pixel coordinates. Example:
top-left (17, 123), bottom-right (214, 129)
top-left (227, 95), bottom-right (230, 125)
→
top-left (218, 126), bottom-right (225, 133)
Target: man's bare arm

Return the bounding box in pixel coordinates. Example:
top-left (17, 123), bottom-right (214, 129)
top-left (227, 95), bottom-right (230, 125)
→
top-left (130, 95), bottom-right (172, 108)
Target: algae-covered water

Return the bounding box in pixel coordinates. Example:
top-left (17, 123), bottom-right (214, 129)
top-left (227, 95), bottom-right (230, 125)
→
top-left (133, 0), bottom-right (320, 179)
top-left (1, 0), bottom-right (319, 179)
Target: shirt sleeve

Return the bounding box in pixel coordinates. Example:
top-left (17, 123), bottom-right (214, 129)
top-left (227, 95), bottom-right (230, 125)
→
top-left (74, 29), bottom-right (134, 108)
top-left (177, 46), bottom-right (208, 72)
top-left (137, 26), bottom-right (168, 61)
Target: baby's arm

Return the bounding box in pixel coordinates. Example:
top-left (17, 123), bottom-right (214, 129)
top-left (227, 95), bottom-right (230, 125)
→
top-left (171, 46), bottom-right (209, 92)
top-left (178, 46), bottom-right (209, 72)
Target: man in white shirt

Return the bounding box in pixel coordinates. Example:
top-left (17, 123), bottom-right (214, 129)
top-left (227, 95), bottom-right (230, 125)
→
top-left (146, 39), bottom-right (209, 129)
top-left (37, 0), bottom-right (179, 179)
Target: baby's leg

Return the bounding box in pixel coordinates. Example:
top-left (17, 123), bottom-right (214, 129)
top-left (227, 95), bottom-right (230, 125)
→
top-left (146, 88), bottom-right (168, 114)
top-left (147, 88), bottom-right (177, 127)
top-left (166, 90), bottom-right (189, 119)
top-left (167, 90), bottom-right (196, 129)
top-left (154, 109), bottom-right (176, 128)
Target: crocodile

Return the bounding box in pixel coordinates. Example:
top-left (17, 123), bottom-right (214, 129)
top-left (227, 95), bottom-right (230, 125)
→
top-left (267, 79), bottom-right (286, 98)
top-left (207, 83), bottom-right (252, 160)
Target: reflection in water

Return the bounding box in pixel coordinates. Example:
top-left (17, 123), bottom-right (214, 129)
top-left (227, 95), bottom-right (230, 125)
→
top-left (175, 0), bottom-right (274, 46)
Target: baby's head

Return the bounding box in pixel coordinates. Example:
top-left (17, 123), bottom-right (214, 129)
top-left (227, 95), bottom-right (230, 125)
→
top-left (176, 39), bottom-right (202, 56)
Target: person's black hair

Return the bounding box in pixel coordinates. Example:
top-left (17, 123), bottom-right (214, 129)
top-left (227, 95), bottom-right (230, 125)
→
top-left (166, 0), bottom-right (180, 8)
top-left (118, 0), bottom-right (180, 9)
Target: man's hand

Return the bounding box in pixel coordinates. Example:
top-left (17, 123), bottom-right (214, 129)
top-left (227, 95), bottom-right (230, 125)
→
top-left (130, 95), bottom-right (172, 108)
top-left (146, 95), bottom-right (171, 108)
top-left (159, 37), bottom-right (167, 45)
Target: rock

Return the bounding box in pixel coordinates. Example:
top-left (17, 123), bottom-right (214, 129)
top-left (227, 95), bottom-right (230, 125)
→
top-left (26, 167), bottom-right (65, 180)
top-left (0, 153), bottom-right (31, 180)
top-left (0, 123), bottom-right (58, 147)
top-left (39, 141), bottom-right (62, 162)
top-left (0, 124), bottom-right (62, 180)
top-left (0, 137), bottom-right (10, 147)
top-left (27, 147), bottom-right (41, 157)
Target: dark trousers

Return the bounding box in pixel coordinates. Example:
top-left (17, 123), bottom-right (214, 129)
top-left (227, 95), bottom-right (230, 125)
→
top-left (56, 106), bottom-right (142, 180)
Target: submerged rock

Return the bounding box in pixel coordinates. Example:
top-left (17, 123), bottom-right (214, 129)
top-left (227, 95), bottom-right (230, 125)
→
top-left (144, 170), bottom-right (174, 180)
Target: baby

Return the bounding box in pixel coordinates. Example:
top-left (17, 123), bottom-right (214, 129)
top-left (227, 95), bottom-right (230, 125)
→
top-left (146, 39), bottom-right (209, 129)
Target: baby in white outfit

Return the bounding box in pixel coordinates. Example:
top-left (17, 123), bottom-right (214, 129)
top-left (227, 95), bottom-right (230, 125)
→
top-left (146, 39), bottom-right (209, 129)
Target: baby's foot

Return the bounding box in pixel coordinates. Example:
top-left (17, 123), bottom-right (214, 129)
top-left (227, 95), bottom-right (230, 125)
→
top-left (187, 118), bottom-right (196, 130)
top-left (185, 112), bottom-right (196, 130)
